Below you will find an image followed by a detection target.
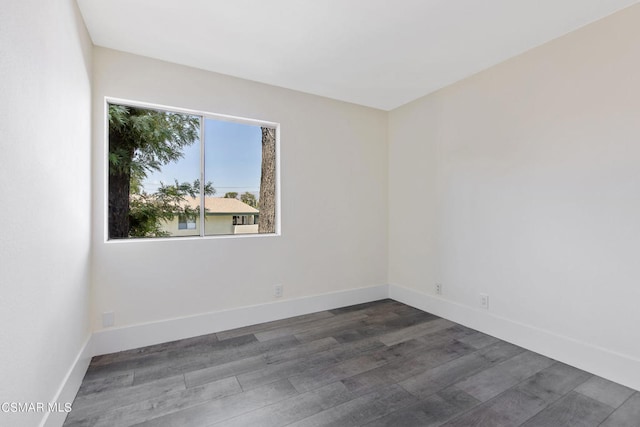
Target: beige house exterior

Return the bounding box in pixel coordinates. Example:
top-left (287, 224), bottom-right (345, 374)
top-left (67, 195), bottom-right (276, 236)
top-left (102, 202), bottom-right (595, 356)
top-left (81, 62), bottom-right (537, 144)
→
top-left (161, 197), bottom-right (259, 236)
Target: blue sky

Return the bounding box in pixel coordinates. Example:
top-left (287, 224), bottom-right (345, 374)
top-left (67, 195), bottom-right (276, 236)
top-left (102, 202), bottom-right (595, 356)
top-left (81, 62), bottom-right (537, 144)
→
top-left (142, 118), bottom-right (262, 198)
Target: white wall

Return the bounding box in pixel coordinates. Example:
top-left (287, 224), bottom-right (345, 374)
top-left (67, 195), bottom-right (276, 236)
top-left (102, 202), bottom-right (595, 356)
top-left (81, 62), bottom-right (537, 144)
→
top-left (5, 4), bottom-right (636, 422)
top-left (91, 48), bottom-right (388, 330)
top-left (0, 0), bottom-right (93, 426)
top-left (389, 5), bottom-right (640, 386)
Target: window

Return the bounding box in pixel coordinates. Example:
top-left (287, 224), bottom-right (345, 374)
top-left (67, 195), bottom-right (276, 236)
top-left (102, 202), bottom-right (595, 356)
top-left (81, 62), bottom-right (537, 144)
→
top-left (178, 215), bottom-right (196, 230)
top-left (107, 99), bottom-right (278, 240)
top-left (232, 215), bottom-right (255, 225)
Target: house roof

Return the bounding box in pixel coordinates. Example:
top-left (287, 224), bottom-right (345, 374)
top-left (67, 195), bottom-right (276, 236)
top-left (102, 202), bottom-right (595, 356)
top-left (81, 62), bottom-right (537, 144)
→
top-left (184, 197), bottom-right (259, 215)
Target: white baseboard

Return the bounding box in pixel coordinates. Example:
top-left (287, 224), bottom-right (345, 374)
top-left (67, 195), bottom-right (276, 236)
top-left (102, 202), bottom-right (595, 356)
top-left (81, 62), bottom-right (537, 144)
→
top-left (388, 283), bottom-right (640, 392)
top-left (45, 282), bottom-right (640, 427)
top-left (42, 285), bottom-right (388, 427)
top-left (40, 335), bottom-right (93, 427)
top-left (92, 284), bottom-right (389, 356)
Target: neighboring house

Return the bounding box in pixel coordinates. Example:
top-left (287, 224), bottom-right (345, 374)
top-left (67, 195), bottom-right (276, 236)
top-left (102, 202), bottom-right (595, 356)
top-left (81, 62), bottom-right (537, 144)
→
top-left (162, 197), bottom-right (259, 236)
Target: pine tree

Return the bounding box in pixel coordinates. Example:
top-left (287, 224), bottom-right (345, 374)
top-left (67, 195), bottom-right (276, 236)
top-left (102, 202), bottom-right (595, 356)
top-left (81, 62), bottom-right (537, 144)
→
top-left (108, 104), bottom-right (213, 238)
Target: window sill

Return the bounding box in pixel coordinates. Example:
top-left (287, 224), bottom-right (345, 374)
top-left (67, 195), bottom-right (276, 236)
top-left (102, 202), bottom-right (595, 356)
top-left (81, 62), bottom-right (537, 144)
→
top-left (104, 232), bottom-right (281, 244)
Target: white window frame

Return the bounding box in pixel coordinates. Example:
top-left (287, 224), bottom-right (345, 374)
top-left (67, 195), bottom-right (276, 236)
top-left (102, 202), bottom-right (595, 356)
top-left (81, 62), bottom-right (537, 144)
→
top-left (103, 97), bottom-right (281, 243)
top-left (178, 215), bottom-right (197, 230)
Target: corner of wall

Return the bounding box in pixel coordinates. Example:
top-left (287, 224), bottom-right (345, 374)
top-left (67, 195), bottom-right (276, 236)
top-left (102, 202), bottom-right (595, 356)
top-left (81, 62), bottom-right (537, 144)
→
top-left (388, 284), bottom-right (640, 392)
top-left (40, 336), bottom-right (93, 427)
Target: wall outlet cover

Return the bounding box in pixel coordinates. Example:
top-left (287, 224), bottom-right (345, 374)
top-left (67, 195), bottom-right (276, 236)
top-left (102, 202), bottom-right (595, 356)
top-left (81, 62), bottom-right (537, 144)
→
top-left (480, 294), bottom-right (489, 309)
top-left (102, 311), bottom-right (115, 327)
top-left (274, 284), bottom-right (283, 298)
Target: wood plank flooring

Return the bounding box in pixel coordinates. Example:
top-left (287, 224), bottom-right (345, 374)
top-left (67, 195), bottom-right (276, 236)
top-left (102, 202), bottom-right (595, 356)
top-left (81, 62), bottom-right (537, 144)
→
top-left (64, 300), bottom-right (640, 426)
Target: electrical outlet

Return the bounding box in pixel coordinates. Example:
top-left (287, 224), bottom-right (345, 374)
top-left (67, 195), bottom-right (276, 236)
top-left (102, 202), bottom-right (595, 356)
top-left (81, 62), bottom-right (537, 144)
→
top-left (480, 294), bottom-right (489, 310)
top-left (102, 311), bottom-right (115, 327)
top-left (274, 284), bottom-right (283, 298)
top-left (435, 283), bottom-right (442, 295)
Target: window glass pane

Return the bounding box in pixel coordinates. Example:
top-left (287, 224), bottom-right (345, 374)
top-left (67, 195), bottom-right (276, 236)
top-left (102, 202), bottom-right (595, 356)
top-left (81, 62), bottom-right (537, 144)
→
top-left (107, 103), bottom-right (201, 239)
top-left (178, 214), bottom-right (197, 230)
top-left (107, 101), bottom-right (277, 240)
top-left (203, 118), bottom-right (273, 236)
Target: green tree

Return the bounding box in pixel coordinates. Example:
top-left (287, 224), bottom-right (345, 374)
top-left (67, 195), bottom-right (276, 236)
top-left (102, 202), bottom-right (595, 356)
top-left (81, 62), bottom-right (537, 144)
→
top-left (240, 192), bottom-right (257, 208)
top-left (223, 192), bottom-right (238, 199)
top-left (108, 104), bottom-right (203, 238)
top-left (129, 180), bottom-right (215, 238)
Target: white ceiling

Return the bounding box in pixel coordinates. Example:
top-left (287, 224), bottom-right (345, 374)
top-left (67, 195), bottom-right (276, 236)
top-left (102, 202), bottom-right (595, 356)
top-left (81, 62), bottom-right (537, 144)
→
top-left (76, 0), bottom-right (638, 110)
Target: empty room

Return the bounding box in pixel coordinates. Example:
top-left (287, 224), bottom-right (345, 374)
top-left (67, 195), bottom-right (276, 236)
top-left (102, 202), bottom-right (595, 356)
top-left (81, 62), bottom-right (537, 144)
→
top-left (2, 0), bottom-right (640, 426)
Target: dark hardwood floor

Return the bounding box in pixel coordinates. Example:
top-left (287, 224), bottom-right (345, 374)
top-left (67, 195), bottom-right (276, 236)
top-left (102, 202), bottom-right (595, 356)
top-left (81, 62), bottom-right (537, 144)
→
top-left (64, 300), bottom-right (640, 426)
